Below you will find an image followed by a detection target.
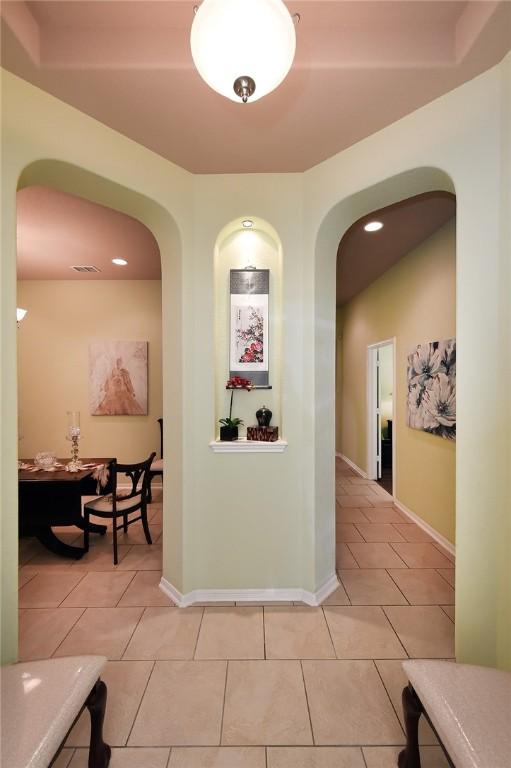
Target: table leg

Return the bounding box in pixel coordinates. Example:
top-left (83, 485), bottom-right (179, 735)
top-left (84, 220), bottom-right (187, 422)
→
top-left (36, 527), bottom-right (86, 559)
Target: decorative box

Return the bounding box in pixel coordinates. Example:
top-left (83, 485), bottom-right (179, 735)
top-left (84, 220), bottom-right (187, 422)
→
top-left (247, 426), bottom-right (279, 442)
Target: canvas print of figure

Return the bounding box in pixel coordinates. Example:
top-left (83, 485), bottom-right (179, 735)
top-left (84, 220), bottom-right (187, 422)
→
top-left (407, 338), bottom-right (456, 440)
top-left (230, 294), bottom-right (268, 372)
top-left (90, 341), bottom-right (148, 416)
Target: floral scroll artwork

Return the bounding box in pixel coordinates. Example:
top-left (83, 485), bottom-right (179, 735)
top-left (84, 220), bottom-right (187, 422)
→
top-left (234, 305), bottom-right (264, 363)
top-left (89, 341), bottom-right (148, 416)
top-left (407, 338), bottom-right (456, 440)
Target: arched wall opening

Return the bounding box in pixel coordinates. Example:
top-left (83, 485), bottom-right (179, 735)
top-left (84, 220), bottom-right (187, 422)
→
top-left (3, 158), bottom-right (184, 661)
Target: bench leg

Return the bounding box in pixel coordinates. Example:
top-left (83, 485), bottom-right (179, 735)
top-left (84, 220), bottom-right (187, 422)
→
top-left (86, 679), bottom-right (111, 768)
top-left (398, 683), bottom-right (423, 768)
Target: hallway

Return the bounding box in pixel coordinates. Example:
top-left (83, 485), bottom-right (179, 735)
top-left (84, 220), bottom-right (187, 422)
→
top-left (17, 458), bottom-right (454, 767)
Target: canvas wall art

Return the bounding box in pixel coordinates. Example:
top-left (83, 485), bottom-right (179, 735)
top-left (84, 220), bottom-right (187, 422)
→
top-left (407, 338), bottom-right (456, 440)
top-left (89, 341), bottom-right (148, 416)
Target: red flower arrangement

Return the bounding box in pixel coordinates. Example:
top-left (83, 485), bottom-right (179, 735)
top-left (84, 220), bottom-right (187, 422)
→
top-left (219, 377), bottom-right (254, 431)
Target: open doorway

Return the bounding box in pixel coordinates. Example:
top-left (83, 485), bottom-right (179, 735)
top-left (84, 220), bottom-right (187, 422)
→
top-left (367, 340), bottom-right (395, 495)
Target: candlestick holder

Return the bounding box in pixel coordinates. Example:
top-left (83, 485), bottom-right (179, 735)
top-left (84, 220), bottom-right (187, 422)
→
top-left (66, 411), bottom-right (82, 472)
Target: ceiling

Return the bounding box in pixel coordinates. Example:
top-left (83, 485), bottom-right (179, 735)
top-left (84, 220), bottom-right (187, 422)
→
top-left (2, 1), bottom-right (510, 174)
top-left (337, 191), bottom-right (456, 305)
top-left (17, 185), bottom-right (161, 279)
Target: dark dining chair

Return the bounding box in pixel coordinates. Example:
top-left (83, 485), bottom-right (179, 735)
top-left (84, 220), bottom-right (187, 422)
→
top-left (83, 452), bottom-right (156, 564)
top-left (147, 417), bottom-right (163, 503)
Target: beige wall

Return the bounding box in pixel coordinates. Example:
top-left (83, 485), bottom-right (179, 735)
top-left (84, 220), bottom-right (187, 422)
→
top-left (17, 280), bottom-right (162, 463)
top-left (337, 219), bottom-right (456, 543)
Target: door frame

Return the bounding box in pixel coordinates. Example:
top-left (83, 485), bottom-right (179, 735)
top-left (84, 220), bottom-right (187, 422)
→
top-left (366, 337), bottom-right (396, 495)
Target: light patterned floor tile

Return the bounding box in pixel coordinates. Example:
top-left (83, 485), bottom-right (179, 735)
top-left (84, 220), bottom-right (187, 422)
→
top-left (324, 607), bottom-right (406, 659)
top-left (354, 523), bottom-right (405, 543)
top-left (383, 606), bottom-right (455, 658)
top-left (19, 571), bottom-right (85, 607)
top-left (335, 507), bottom-right (370, 524)
top-left (264, 607), bottom-right (335, 659)
top-left (337, 496), bottom-right (374, 508)
top-left (387, 569), bottom-right (454, 605)
top-left (169, 747), bottom-right (265, 767)
top-left (321, 583), bottom-right (350, 606)
top-left (302, 660), bottom-right (404, 745)
top-left (61, 571), bottom-right (136, 607)
top-left (51, 748), bottom-right (75, 768)
top-left (71, 545), bottom-right (132, 570)
top-left (362, 508), bottom-right (408, 524)
top-left (195, 607), bottom-right (264, 660)
top-left (18, 568), bottom-right (37, 588)
top-left (117, 545), bottom-right (163, 571)
top-left (336, 544), bottom-right (359, 569)
top-left (222, 660), bottom-right (312, 745)
top-left (69, 748), bottom-right (170, 768)
top-left (339, 569), bottom-right (407, 605)
top-left (54, 606), bottom-right (143, 659)
top-left (267, 746), bottom-right (365, 767)
top-left (118, 571), bottom-right (175, 607)
top-left (129, 660), bottom-right (226, 746)
top-left (392, 524), bottom-right (434, 543)
top-left (67, 660), bottom-right (154, 747)
top-left (124, 607), bottom-right (203, 660)
top-left (348, 543), bottom-right (407, 569)
top-left (390, 543), bottom-right (453, 569)
top-left (437, 569), bottom-right (455, 587)
top-left (363, 746), bottom-right (449, 767)
top-left (335, 524), bottom-right (365, 543)
top-left (19, 607), bottom-right (84, 660)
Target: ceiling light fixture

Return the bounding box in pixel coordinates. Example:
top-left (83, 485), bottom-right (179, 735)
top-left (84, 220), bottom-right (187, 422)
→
top-left (191, 0), bottom-right (298, 104)
top-left (242, 219), bottom-right (254, 228)
top-left (112, 258), bottom-right (128, 266)
top-left (364, 221), bottom-right (384, 232)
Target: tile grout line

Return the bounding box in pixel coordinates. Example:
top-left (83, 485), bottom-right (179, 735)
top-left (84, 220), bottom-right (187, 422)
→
top-left (192, 607), bottom-right (206, 659)
top-left (372, 659), bottom-right (406, 739)
top-left (384, 568), bottom-right (411, 606)
top-left (49, 606), bottom-right (88, 658)
top-left (321, 606), bottom-right (338, 658)
top-left (219, 660), bottom-right (230, 747)
top-left (125, 659), bottom-right (156, 746)
top-left (114, 570), bottom-right (138, 606)
top-left (119, 605), bottom-right (146, 660)
top-left (379, 606), bottom-right (409, 660)
top-left (299, 660), bottom-right (315, 746)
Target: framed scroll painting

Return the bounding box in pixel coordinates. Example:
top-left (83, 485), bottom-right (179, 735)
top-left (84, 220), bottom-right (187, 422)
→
top-left (229, 268), bottom-right (269, 387)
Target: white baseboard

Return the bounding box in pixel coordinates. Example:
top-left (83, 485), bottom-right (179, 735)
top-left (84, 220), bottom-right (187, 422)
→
top-left (336, 452), bottom-right (368, 479)
top-left (393, 499), bottom-right (455, 558)
top-left (159, 572), bottom-right (339, 608)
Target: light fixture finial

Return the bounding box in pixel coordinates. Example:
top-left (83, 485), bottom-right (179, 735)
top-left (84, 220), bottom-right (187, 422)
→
top-left (233, 76), bottom-right (256, 104)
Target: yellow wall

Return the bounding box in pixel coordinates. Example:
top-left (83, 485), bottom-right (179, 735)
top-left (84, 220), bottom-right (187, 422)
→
top-left (337, 220), bottom-right (456, 543)
top-left (17, 280), bottom-right (162, 463)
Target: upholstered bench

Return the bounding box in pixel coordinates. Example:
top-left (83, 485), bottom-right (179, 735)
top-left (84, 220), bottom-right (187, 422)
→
top-left (399, 659), bottom-right (511, 768)
top-left (1, 655), bottom-right (111, 768)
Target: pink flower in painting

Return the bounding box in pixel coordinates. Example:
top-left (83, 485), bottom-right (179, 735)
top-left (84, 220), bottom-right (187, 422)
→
top-left (254, 341), bottom-right (263, 351)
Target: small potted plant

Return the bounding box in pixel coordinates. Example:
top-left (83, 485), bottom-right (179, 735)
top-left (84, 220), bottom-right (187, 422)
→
top-left (219, 416), bottom-right (244, 441)
top-left (219, 376), bottom-right (253, 441)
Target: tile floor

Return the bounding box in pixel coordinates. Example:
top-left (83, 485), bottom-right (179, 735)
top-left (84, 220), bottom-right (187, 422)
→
top-left (18, 460), bottom-right (454, 767)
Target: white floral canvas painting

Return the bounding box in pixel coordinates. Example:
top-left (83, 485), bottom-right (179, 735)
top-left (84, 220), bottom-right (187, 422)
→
top-left (89, 341), bottom-right (148, 416)
top-left (407, 338), bottom-right (456, 440)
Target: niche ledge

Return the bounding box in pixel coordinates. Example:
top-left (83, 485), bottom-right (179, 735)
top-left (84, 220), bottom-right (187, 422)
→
top-left (209, 438), bottom-right (288, 453)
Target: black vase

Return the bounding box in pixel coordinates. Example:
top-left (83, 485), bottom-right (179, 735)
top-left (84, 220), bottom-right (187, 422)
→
top-left (256, 406), bottom-right (272, 427)
top-left (220, 425), bottom-right (239, 441)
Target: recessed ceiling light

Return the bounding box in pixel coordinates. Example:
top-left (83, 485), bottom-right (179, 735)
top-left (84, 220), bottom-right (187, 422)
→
top-left (112, 258), bottom-right (128, 266)
top-left (242, 219), bottom-right (254, 228)
top-left (364, 221), bottom-right (383, 232)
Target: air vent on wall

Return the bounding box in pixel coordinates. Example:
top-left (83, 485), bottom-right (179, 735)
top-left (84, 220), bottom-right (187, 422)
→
top-left (70, 265), bottom-right (101, 273)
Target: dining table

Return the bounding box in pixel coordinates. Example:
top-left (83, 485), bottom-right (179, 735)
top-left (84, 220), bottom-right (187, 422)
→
top-left (18, 458), bottom-right (114, 559)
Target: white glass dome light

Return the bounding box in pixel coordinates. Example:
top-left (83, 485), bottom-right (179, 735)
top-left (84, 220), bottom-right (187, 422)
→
top-left (191, 0), bottom-right (297, 103)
